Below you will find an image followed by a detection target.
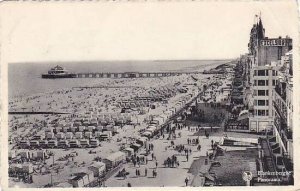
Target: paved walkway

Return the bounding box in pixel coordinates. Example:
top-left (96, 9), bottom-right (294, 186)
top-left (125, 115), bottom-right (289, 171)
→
top-left (105, 126), bottom-right (222, 187)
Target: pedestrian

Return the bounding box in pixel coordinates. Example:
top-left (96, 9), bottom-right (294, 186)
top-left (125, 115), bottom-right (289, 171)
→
top-left (136, 169), bottom-right (138, 177)
top-left (145, 168), bottom-right (147, 176)
top-left (185, 177), bottom-right (189, 186)
top-left (151, 153), bottom-right (154, 160)
top-left (189, 148), bottom-right (192, 154)
top-left (127, 182), bottom-right (131, 187)
top-left (186, 154), bottom-right (189, 161)
top-left (155, 161), bottom-right (158, 168)
top-left (152, 169), bottom-right (155, 177)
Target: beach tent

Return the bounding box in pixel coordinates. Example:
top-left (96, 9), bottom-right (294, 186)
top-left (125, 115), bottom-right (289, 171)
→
top-left (88, 162), bottom-right (106, 177)
top-left (122, 147), bottom-right (135, 157)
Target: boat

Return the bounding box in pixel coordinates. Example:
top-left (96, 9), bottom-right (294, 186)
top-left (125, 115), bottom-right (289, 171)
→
top-left (41, 65), bottom-right (76, 78)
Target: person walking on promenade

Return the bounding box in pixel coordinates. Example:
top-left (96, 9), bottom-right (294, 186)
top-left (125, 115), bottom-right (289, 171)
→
top-left (151, 153), bottom-right (154, 160)
top-left (155, 161), bottom-right (158, 168)
top-left (136, 169), bottom-right (138, 177)
top-left (185, 177), bottom-right (189, 186)
top-left (186, 154), bottom-right (189, 161)
top-left (145, 168), bottom-right (148, 177)
top-left (127, 182), bottom-right (132, 187)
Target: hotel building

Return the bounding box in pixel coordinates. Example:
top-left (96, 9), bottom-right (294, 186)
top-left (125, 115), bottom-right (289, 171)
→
top-left (243, 16), bottom-right (293, 178)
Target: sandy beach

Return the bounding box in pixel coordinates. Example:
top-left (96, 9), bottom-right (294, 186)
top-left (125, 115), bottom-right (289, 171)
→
top-left (8, 62), bottom-right (238, 188)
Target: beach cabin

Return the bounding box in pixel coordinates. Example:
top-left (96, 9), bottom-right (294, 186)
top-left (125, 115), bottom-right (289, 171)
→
top-left (89, 119), bottom-right (98, 126)
top-left (75, 132), bottom-right (83, 139)
top-left (29, 140), bottom-right (40, 148)
top-left (90, 139), bottom-right (99, 147)
top-left (19, 140), bottom-right (30, 149)
top-left (69, 140), bottom-right (80, 148)
top-left (95, 131), bottom-right (102, 139)
top-left (55, 126), bottom-right (63, 133)
top-left (136, 137), bottom-right (148, 148)
top-left (78, 126), bottom-right (86, 132)
top-left (80, 139), bottom-right (90, 148)
top-left (18, 150), bottom-right (30, 159)
top-left (130, 143), bottom-right (142, 153)
top-left (88, 162), bottom-right (106, 177)
top-left (87, 126), bottom-right (95, 132)
top-left (96, 126), bottom-right (103, 132)
top-left (68, 171), bottom-right (94, 187)
top-left (99, 131), bottom-right (112, 141)
top-left (9, 163), bottom-right (33, 175)
top-left (39, 140), bottom-right (48, 148)
top-left (84, 132), bottom-right (93, 139)
top-left (47, 140), bottom-right (58, 148)
top-left (73, 121), bottom-right (81, 127)
top-left (46, 132), bottom-right (55, 140)
top-left (122, 147), bottom-right (134, 157)
top-left (70, 126), bottom-right (77, 133)
top-left (103, 151), bottom-right (125, 170)
top-left (56, 132), bottom-right (65, 140)
top-left (45, 127), bottom-right (54, 133)
top-left (65, 132), bottom-right (74, 139)
top-left (32, 134), bottom-right (45, 140)
top-left (58, 140), bottom-right (69, 148)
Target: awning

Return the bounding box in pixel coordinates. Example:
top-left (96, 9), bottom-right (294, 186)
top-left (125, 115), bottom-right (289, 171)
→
top-left (142, 132), bottom-right (152, 137)
top-left (237, 110), bottom-right (249, 121)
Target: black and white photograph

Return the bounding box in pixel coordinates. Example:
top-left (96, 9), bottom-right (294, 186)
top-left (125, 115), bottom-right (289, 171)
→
top-left (0, 1), bottom-right (298, 189)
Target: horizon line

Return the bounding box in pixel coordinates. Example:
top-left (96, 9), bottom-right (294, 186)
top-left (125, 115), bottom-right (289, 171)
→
top-left (10, 58), bottom-right (237, 64)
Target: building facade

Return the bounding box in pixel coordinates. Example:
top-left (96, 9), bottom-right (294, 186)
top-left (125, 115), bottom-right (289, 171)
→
top-left (243, 16), bottom-right (293, 179)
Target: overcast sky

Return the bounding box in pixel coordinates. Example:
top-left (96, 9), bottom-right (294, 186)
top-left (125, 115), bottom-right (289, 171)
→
top-left (1, 1), bottom-right (298, 63)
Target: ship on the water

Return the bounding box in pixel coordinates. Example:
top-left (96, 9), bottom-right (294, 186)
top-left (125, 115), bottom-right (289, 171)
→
top-left (41, 65), bottom-right (76, 79)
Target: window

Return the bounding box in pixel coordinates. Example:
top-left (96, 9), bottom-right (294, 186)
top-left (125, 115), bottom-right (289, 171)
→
top-left (254, 100), bottom-right (258, 106)
top-left (257, 100), bottom-right (269, 106)
top-left (254, 70), bottom-right (257, 76)
top-left (258, 80), bottom-right (266, 86)
top-left (258, 100), bottom-right (266, 106)
top-left (272, 80), bottom-right (275, 86)
top-left (258, 90), bottom-right (266, 96)
top-left (257, 90), bottom-right (269, 96)
top-left (266, 70), bottom-right (269, 76)
top-left (254, 80), bottom-right (257, 86)
top-left (257, 110), bottom-right (265, 116)
top-left (257, 70), bottom-right (265, 76)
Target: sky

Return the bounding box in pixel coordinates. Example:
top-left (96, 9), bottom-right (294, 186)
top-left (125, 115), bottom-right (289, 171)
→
top-left (0, 1), bottom-right (298, 63)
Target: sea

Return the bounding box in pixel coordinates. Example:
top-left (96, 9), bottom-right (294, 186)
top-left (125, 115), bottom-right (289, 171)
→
top-left (8, 60), bottom-right (230, 99)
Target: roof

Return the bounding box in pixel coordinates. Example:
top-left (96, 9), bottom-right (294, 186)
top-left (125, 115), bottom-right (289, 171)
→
top-left (71, 172), bottom-right (88, 181)
top-left (90, 162), bottom-right (106, 169)
top-left (105, 151), bottom-right (125, 161)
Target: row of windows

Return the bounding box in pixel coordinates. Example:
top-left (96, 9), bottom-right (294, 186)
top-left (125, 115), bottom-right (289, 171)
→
top-left (254, 80), bottom-right (278, 86)
top-left (254, 99), bottom-right (269, 106)
top-left (254, 80), bottom-right (269, 86)
top-left (254, 109), bottom-right (269, 116)
top-left (254, 90), bottom-right (269, 96)
top-left (254, 70), bottom-right (278, 76)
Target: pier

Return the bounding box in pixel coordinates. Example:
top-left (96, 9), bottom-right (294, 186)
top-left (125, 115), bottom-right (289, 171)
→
top-left (8, 111), bottom-right (70, 115)
top-left (74, 71), bottom-right (202, 78)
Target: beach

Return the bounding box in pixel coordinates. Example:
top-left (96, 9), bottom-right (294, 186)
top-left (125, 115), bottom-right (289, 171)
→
top-left (8, 60), bottom-right (238, 187)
